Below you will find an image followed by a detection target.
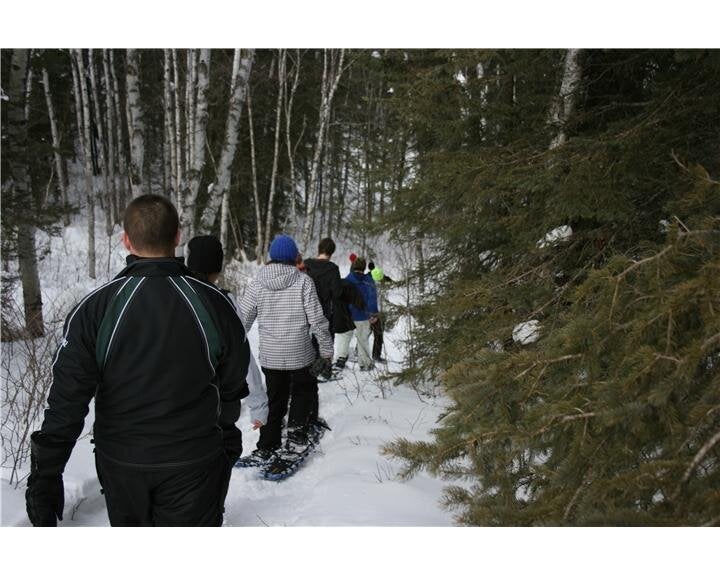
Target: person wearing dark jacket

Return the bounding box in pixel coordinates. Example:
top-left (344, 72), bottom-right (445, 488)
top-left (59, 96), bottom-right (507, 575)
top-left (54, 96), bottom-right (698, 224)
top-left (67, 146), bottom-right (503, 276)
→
top-left (335, 257), bottom-right (378, 371)
top-left (302, 238), bottom-right (342, 425)
top-left (186, 235), bottom-right (268, 431)
top-left (25, 195), bottom-right (250, 527)
top-left (303, 237), bottom-right (343, 334)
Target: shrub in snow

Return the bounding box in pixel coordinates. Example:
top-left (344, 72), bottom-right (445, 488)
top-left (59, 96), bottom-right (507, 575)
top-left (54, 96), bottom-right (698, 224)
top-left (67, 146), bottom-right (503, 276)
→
top-left (512, 320), bottom-right (541, 345)
top-left (537, 225), bottom-right (573, 248)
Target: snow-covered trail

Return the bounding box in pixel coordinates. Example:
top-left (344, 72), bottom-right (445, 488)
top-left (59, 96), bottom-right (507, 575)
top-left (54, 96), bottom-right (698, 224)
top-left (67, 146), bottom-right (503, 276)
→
top-left (2, 221), bottom-right (455, 526)
top-left (225, 330), bottom-right (454, 526)
top-left (2, 321), bottom-right (455, 527)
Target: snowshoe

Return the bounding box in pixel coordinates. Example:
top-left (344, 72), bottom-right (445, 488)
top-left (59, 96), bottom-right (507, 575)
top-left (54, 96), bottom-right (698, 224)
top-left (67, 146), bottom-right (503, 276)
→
top-left (234, 447), bottom-right (277, 468)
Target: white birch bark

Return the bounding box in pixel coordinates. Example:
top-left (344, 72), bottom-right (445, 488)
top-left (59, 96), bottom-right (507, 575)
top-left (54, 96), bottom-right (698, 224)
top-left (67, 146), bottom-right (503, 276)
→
top-left (101, 50), bottom-right (119, 224)
top-left (172, 49), bottom-right (184, 210)
top-left (181, 49), bottom-right (211, 238)
top-left (125, 49), bottom-right (145, 197)
top-left (246, 89), bottom-right (263, 263)
top-left (198, 49), bottom-right (254, 234)
top-left (109, 50), bottom-right (129, 214)
top-left (220, 189), bottom-right (230, 252)
top-left (301, 49), bottom-right (345, 250)
top-left (41, 66), bottom-right (70, 224)
top-left (548, 49), bottom-right (583, 150)
top-left (163, 49), bottom-right (176, 200)
top-left (88, 49), bottom-right (112, 236)
top-left (186, 49), bottom-right (197, 167)
top-left (284, 49), bottom-right (302, 229)
top-left (261, 49), bottom-right (285, 259)
top-left (73, 49), bottom-right (96, 279)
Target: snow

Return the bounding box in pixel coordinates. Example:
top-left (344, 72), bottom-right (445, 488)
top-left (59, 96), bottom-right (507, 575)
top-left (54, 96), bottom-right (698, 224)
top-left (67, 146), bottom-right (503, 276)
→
top-left (537, 224), bottom-right (573, 248)
top-left (1, 215), bottom-right (456, 527)
top-left (512, 320), bottom-right (541, 345)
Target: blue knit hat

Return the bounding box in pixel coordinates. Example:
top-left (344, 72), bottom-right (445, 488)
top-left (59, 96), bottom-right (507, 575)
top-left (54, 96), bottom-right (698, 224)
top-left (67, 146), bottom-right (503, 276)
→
top-left (269, 234), bottom-right (299, 263)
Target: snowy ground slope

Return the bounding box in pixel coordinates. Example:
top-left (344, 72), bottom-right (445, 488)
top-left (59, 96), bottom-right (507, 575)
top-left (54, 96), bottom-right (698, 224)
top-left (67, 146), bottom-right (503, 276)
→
top-left (2, 321), bottom-right (455, 527)
top-left (2, 220), bottom-right (456, 526)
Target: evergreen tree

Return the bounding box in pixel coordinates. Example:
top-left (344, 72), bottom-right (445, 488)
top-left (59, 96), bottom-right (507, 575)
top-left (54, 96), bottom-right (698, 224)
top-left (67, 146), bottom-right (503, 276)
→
top-left (384, 49), bottom-right (720, 526)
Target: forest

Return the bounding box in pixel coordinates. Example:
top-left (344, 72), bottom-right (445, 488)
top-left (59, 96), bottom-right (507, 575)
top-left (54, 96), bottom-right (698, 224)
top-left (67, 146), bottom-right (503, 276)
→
top-left (2, 48), bottom-right (719, 526)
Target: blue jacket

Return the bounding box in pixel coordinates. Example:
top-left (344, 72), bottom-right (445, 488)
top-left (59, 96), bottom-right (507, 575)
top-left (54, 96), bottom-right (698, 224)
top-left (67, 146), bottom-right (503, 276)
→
top-left (345, 271), bottom-right (378, 321)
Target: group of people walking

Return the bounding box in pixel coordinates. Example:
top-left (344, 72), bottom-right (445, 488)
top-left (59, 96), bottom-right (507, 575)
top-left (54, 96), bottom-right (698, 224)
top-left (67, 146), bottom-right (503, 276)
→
top-left (25, 194), bottom-right (392, 527)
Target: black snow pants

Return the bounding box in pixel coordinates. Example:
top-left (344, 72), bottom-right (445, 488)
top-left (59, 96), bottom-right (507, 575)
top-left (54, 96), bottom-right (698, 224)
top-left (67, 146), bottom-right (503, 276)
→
top-left (371, 315), bottom-right (384, 360)
top-left (95, 451), bottom-right (230, 526)
top-left (257, 365), bottom-right (317, 450)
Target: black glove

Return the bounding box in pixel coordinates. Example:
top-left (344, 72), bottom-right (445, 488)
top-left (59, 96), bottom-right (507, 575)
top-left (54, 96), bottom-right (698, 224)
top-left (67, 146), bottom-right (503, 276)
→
top-left (26, 473), bottom-right (64, 527)
top-left (25, 432), bottom-right (73, 527)
top-left (310, 357), bottom-right (333, 380)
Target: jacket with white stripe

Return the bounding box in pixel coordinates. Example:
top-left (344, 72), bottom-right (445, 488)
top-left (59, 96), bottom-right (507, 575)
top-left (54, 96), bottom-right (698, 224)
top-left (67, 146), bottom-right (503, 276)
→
top-left (240, 262), bottom-right (334, 370)
top-left (38, 255), bottom-right (250, 468)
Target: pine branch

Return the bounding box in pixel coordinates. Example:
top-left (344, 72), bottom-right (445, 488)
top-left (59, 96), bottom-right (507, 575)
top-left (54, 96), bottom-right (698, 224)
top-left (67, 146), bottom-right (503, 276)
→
top-left (672, 428), bottom-right (720, 501)
top-left (514, 354), bottom-right (583, 381)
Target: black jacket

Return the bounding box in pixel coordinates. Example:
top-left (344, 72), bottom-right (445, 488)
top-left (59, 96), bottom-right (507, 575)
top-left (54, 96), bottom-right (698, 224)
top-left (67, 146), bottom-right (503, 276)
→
top-left (303, 257), bottom-right (342, 331)
top-left (333, 280), bottom-right (364, 334)
top-left (38, 255), bottom-right (250, 469)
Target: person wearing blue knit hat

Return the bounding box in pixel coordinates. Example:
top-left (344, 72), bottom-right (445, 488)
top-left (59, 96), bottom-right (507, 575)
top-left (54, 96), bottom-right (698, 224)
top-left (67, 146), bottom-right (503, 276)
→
top-left (268, 234), bottom-right (299, 263)
top-left (238, 233), bottom-right (333, 467)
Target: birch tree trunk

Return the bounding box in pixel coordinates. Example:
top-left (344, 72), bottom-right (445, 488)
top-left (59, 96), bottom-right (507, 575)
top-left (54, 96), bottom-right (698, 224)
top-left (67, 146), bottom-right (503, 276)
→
top-left (101, 50), bottom-right (119, 225)
top-left (163, 49), bottom-right (176, 201)
top-left (73, 49), bottom-right (96, 279)
top-left (247, 89), bottom-right (263, 263)
top-left (172, 49), bottom-right (184, 210)
top-left (88, 49), bottom-right (113, 236)
top-left (301, 48), bottom-right (345, 250)
top-left (284, 50), bottom-right (302, 228)
top-left (41, 66), bottom-right (70, 226)
top-left (186, 50), bottom-right (197, 168)
top-left (125, 49), bottom-right (145, 197)
top-left (7, 49), bottom-right (44, 337)
top-left (109, 50), bottom-right (129, 215)
top-left (198, 49), bottom-right (254, 233)
top-left (548, 49), bottom-right (583, 150)
top-left (180, 49), bottom-right (211, 239)
top-left (261, 49), bottom-right (285, 259)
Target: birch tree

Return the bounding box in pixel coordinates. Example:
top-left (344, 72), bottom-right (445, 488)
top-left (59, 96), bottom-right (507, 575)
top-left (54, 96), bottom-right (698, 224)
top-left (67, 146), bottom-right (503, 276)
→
top-left (163, 49), bottom-right (176, 202)
top-left (171, 49), bottom-right (184, 210)
top-left (548, 49), bottom-right (583, 150)
top-left (72, 49), bottom-right (96, 279)
top-left (186, 49), bottom-right (197, 169)
top-left (101, 50), bottom-right (119, 224)
top-left (40, 65), bottom-right (70, 226)
top-left (261, 49), bottom-right (286, 259)
top-left (5, 49), bottom-right (44, 337)
top-left (181, 49), bottom-right (211, 239)
top-left (198, 49), bottom-right (254, 234)
top-left (246, 89), bottom-right (263, 262)
top-left (88, 49), bottom-right (112, 236)
top-left (283, 50), bottom-right (302, 228)
top-left (301, 48), bottom-right (345, 250)
top-left (125, 49), bottom-right (145, 197)
top-left (108, 50), bottom-right (129, 215)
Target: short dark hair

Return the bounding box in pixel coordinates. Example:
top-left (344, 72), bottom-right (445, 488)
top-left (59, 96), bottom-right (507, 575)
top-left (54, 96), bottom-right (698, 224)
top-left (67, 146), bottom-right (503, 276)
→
top-left (318, 237), bottom-right (336, 256)
top-left (352, 256), bottom-right (367, 272)
top-left (123, 195), bottom-right (179, 254)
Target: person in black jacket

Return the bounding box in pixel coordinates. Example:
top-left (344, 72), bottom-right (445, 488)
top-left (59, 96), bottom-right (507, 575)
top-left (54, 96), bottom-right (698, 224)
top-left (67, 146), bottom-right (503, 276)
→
top-left (25, 195), bottom-right (250, 527)
top-left (302, 237), bottom-right (342, 428)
